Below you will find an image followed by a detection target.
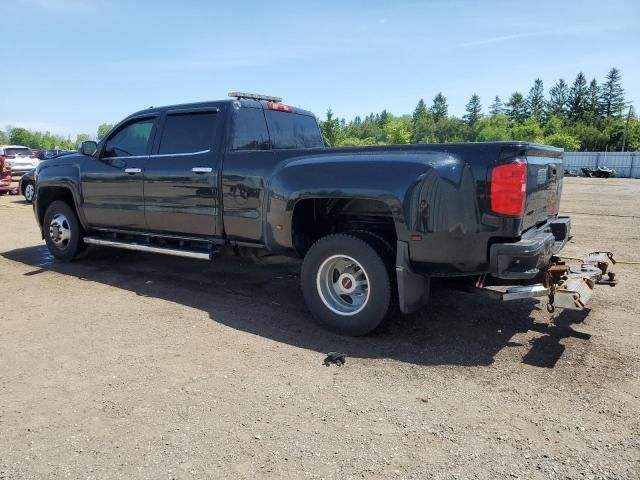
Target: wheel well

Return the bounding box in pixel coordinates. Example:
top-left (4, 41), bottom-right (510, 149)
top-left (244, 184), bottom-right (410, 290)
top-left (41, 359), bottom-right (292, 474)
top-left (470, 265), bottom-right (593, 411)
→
top-left (291, 198), bottom-right (397, 256)
top-left (37, 186), bottom-right (77, 227)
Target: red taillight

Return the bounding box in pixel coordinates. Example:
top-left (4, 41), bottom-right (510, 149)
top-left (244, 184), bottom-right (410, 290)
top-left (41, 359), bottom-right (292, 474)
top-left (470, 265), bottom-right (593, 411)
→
top-left (490, 162), bottom-right (527, 216)
top-left (267, 102), bottom-right (292, 112)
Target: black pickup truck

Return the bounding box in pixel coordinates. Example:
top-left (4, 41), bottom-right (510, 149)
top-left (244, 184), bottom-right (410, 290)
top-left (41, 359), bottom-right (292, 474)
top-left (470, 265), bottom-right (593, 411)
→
top-left (34, 93), bottom-right (610, 335)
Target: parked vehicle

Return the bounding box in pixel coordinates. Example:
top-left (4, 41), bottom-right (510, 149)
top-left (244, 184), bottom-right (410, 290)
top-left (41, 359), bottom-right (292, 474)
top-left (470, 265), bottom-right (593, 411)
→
top-left (18, 168), bottom-right (36, 202)
top-left (32, 93), bottom-right (615, 335)
top-left (0, 145), bottom-right (39, 178)
top-left (0, 153), bottom-right (13, 195)
top-left (581, 166), bottom-right (615, 178)
top-left (40, 149), bottom-right (76, 160)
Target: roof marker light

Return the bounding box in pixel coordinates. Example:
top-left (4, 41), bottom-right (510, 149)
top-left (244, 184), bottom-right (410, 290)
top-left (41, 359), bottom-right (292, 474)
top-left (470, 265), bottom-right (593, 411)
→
top-left (267, 102), bottom-right (293, 113)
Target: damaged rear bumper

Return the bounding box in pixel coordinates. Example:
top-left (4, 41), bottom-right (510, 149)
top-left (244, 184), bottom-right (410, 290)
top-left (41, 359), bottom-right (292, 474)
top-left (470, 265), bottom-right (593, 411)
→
top-left (489, 216), bottom-right (571, 280)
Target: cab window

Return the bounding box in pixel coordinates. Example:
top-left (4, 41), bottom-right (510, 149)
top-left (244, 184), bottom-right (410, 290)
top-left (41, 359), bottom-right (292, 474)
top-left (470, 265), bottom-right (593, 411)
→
top-left (232, 107), bottom-right (270, 151)
top-left (158, 111), bottom-right (217, 155)
top-left (104, 118), bottom-right (154, 158)
top-left (266, 111), bottom-right (323, 149)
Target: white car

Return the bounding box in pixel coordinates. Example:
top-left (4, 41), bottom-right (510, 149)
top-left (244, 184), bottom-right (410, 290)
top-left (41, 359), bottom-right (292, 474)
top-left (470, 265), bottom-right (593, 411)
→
top-left (0, 145), bottom-right (39, 178)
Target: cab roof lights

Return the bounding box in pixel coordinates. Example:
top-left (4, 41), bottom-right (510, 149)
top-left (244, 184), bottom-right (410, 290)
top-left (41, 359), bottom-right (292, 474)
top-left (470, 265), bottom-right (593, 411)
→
top-left (228, 91), bottom-right (283, 103)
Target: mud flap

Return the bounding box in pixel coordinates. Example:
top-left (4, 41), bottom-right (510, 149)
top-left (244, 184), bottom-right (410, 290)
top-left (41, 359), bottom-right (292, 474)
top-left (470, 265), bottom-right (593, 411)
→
top-left (396, 241), bottom-right (430, 314)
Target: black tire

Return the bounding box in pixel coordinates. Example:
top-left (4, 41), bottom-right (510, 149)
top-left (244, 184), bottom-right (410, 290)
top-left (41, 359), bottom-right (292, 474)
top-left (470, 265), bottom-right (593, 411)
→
top-left (347, 230), bottom-right (399, 316)
top-left (301, 233), bottom-right (392, 336)
top-left (43, 200), bottom-right (85, 261)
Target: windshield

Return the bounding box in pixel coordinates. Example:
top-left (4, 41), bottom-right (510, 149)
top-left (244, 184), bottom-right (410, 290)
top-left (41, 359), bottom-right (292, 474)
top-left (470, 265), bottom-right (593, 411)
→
top-left (5, 148), bottom-right (33, 157)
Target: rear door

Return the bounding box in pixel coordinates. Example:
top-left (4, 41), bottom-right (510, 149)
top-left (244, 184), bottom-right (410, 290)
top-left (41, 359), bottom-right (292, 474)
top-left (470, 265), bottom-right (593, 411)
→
top-left (141, 107), bottom-right (222, 237)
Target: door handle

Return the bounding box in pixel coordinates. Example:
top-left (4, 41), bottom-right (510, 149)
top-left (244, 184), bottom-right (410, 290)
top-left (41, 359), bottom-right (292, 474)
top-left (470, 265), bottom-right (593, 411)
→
top-left (125, 168), bottom-right (142, 174)
top-left (192, 167), bottom-right (213, 174)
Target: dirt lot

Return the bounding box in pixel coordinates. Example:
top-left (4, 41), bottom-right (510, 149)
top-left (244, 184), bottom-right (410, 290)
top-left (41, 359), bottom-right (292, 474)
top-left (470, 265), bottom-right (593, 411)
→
top-left (0, 177), bottom-right (638, 479)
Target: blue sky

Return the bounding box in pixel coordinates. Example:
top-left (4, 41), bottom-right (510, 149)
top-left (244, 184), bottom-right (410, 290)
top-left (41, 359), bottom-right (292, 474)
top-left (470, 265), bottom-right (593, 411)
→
top-left (1, 0), bottom-right (639, 138)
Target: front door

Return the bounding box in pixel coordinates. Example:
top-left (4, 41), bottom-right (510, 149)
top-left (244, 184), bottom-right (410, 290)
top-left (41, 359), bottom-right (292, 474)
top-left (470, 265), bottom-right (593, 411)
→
top-left (141, 108), bottom-right (221, 237)
top-left (80, 116), bottom-right (156, 230)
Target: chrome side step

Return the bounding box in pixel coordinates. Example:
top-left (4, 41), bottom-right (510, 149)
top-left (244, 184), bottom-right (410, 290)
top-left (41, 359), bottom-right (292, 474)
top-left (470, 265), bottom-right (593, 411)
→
top-left (83, 236), bottom-right (213, 260)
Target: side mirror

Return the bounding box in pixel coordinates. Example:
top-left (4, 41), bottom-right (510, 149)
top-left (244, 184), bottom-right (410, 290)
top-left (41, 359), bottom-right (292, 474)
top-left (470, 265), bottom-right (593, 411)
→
top-left (79, 140), bottom-right (98, 156)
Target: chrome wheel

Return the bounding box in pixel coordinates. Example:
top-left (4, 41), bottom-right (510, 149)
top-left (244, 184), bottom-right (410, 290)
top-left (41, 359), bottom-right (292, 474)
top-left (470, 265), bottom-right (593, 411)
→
top-left (49, 213), bottom-right (71, 249)
top-left (24, 183), bottom-right (35, 202)
top-left (316, 254), bottom-right (370, 316)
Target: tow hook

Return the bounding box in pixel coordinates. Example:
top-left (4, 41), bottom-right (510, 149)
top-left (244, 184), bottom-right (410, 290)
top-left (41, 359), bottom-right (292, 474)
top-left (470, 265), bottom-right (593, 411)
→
top-left (546, 252), bottom-right (617, 312)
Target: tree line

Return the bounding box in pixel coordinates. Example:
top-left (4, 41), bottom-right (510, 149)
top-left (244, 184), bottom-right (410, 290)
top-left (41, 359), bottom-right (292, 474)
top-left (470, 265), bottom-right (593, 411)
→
top-left (1, 68), bottom-right (636, 152)
top-left (319, 68), bottom-right (638, 152)
top-left (0, 123), bottom-right (113, 151)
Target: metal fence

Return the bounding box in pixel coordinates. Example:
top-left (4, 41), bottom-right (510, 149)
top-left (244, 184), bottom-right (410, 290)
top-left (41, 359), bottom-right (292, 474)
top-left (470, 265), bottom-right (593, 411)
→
top-left (563, 152), bottom-right (640, 178)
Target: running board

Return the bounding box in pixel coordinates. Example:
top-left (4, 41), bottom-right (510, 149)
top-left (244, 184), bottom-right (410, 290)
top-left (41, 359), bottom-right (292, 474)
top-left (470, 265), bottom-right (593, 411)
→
top-left (83, 236), bottom-right (213, 260)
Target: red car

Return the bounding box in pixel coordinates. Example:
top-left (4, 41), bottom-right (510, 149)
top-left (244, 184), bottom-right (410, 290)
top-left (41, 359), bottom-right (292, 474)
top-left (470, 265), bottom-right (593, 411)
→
top-left (0, 153), bottom-right (14, 194)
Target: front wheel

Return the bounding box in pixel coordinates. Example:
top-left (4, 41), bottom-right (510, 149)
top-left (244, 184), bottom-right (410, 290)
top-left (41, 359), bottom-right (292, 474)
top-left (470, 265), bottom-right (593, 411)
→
top-left (43, 200), bottom-right (86, 261)
top-left (23, 182), bottom-right (35, 203)
top-left (301, 233), bottom-right (392, 336)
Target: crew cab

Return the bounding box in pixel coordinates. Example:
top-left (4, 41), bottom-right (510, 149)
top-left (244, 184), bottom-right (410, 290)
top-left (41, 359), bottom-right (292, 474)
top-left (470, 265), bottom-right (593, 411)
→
top-left (33, 93), bottom-right (609, 335)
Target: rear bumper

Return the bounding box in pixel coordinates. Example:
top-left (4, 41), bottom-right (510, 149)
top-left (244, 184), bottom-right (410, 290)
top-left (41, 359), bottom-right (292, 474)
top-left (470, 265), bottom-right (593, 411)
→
top-left (489, 216), bottom-right (571, 280)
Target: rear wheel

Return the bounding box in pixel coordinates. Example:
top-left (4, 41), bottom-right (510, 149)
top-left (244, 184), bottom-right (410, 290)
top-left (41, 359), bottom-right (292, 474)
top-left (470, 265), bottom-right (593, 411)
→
top-left (43, 200), bottom-right (86, 261)
top-left (301, 233), bottom-right (392, 336)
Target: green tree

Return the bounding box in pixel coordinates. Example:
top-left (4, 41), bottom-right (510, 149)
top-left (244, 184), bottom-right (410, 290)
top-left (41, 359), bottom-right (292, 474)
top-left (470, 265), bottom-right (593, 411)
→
top-left (505, 92), bottom-right (528, 123)
top-left (527, 79), bottom-right (545, 120)
top-left (97, 123), bottom-right (113, 140)
top-left (543, 115), bottom-right (567, 137)
top-left (489, 96), bottom-right (503, 116)
top-left (548, 79), bottom-right (569, 117)
top-left (599, 67), bottom-right (625, 117)
top-left (411, 99), bottom-right (436, 143)
top-left (378, 109), bottom-right (393, 127)
top-left (568, 72), bottom-right (588, 121)
top-left (570, 122), bottom-right (609, 151)
top-left (75, 134), bottom-right (91, 146)
top-left (383, 119), bottom-right (411, 144)
top-left (435, 117), bottom-right (468, 143)
top-left (430, 93), bottom-right (448, 122)
top-left (510, 117), bottom-right (544, 142)
top-left (463, 94), bottom-right (482, 126)
top-left (9, 128), bottom-right (34, 146)
top-left (476, 114), bottom-right (510, 141)
top-left (319, 109), bottom-right (341, 147)
top-left (585, 78), bottom-right (601, 123)
top-left (544, 133), bottom-right (581, 151)
top-left (412, 99), bottom-right (427, 122)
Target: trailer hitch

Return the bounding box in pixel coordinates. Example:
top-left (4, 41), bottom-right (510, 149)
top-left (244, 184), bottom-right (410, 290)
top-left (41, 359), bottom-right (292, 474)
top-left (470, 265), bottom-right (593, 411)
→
top-left (490, 251), bottom-right (618, 312)
top-left (546, 252), bottom-right (617, 312)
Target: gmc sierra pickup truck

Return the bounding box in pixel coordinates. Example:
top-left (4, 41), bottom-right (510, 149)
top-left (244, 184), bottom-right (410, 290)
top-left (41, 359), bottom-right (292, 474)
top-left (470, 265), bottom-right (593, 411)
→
top-left (33, 92), bottom-right (616, 336)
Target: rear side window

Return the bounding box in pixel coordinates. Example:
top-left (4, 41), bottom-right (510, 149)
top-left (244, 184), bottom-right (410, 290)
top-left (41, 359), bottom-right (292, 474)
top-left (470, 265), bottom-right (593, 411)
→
top-left (266, 111), bottom-right (324, 149)
top-left (104, 119), bottom-right (154, 157)
top-left (158, 112), bottom-right (217, 155)
top-left (5, 148), bottom-right (33, 156)
top-left (232, 108), bottom-right (270, 151)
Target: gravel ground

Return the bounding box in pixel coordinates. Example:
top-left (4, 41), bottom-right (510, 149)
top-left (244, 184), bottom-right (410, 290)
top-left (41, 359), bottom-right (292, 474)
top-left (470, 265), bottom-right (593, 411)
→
top-left (0, 177), bottom-right (638, 479)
